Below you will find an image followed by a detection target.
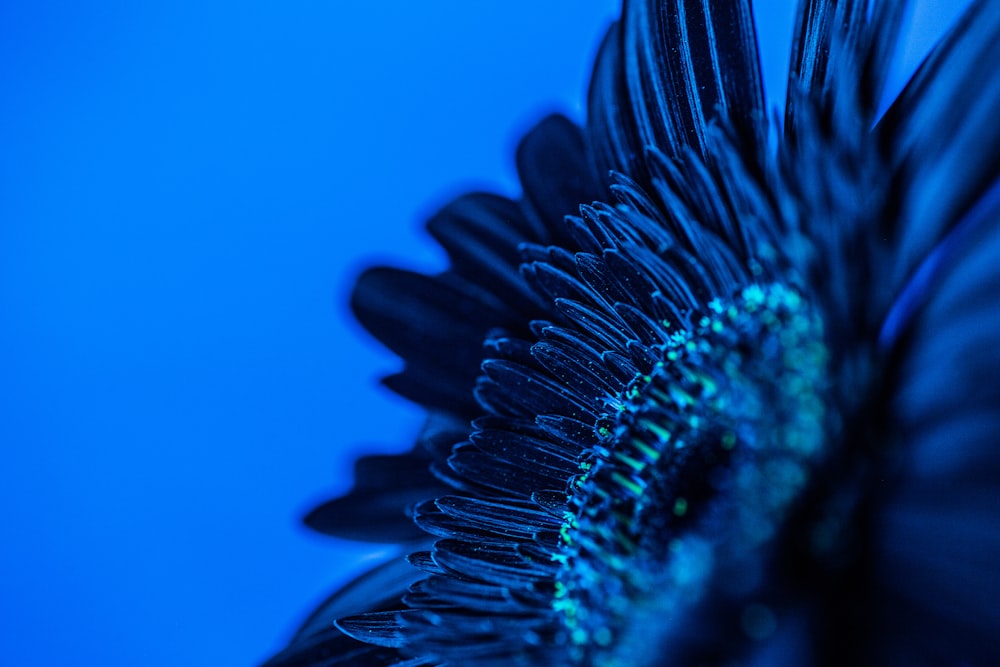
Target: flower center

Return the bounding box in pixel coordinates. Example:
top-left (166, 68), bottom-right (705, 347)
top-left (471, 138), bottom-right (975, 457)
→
top-left (553, 282), bottom-right (830, 666)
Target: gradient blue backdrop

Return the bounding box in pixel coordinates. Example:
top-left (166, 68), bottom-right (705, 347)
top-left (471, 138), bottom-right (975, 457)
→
top-left (0, 2), bottom-right (964, 666)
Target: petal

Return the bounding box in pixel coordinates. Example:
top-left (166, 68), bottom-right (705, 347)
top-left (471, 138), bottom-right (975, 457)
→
top-left (263, 557), bottom-right (426, 667)
top-left (586, 21), bottom-right (643, 187)
top-left (879, 188), bottom-right (1000, 663)
top-left (305, 474), bottom-right (440, 543)
top-left (351, 267), bottom-right (515, 413)
top-left (426, 192), bottom-right (547, 319)
top-left (622, 0), bottom-right (765, 163)
top-left (305, 415), bottom-right (462, 542)
top-left (515, 114), bottom-right (600, 249)
top-left (882, 0), bottom-right (1000, 290)
top-left (785, 0), bottom-right (904, 133)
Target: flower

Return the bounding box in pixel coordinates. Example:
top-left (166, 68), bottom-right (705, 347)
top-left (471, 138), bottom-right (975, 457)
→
top-left (265, 1), bottom-right (1000, 665)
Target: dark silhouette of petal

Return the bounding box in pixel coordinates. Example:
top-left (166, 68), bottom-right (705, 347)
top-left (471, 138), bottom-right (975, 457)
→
top-left (623, 0), bottom-right (766, 162)
top-left (306, 413), bottom-right (463, 542)
top-left (516, 115), bottom-right (600, 249)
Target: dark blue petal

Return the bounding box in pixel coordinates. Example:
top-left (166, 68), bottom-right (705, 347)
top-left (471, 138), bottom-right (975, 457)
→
top-left (264, 558), bottom-right (428, 667)
top-left (880, 187), bottom-right (1000, 664)
top-left (882, 0), bottom-right (1000, 292)
top-left (586, 21), bottom-right (643, 187)
top-left (426, 193), bottom-right (549, 319)
top-left (516, 114), bottom-right (599, 249)
top-left (622, 0), bottom-right (765, 161)
top-left (306, 433), bottom-right (447, 542)
top-left (352, 267), bottom-right (516, 413)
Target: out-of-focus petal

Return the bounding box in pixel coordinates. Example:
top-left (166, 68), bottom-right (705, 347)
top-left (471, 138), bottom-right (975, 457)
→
top-left (882, 0), bottom-right (1000, 290)
top-left (878, 188), bottom-right (1000, 665)
top-left (263, 557), bottom-right (428, 667)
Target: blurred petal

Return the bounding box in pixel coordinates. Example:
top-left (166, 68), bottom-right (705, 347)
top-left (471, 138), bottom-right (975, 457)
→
top-left (622, 0), bottom-right (766, 162)
top-left (883, 0), bottom-right (1000, 289)
top-left (879, 185), bottom-right (1000, 664)
top-left (264, 557), bottom-right (426, 667)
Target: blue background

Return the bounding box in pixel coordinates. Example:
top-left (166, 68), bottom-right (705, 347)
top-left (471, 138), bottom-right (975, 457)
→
top-left (0, 2), bottom-right (964, 666)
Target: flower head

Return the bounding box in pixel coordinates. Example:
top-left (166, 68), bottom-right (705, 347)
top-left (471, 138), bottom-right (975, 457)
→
top-left (266, 1), bottom-right (1000, 665)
